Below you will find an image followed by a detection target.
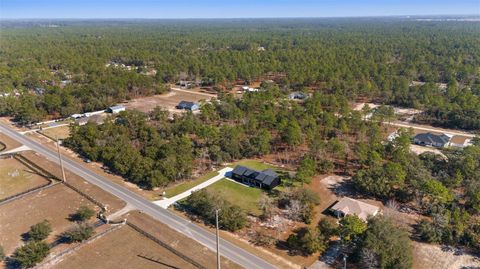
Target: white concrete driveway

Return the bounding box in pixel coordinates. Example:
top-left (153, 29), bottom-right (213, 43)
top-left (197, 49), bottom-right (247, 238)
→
top-left (154, 167), bottom-right (233, 208)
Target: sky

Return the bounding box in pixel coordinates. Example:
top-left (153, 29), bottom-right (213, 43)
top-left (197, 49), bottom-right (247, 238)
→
top-left (0, 0), bottom-right (479, 19)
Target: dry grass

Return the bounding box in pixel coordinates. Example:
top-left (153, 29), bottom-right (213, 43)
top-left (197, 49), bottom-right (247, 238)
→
top-left (40, 125), bottom-right (71, 140)
top-left (0, 133), bottom-right (22, 151)
top-left (0, 157), bottom-right (50, 200)
top-left (124, 89), bottom-right (212, 114)
top-left (412, 241), bottom-right (480, 269)
top-left (0, 184), bottom-right (98, 255)
top-left (125, 211), bottom-right (242, 269)
top-left (50, 225), bottom-right (197, 269)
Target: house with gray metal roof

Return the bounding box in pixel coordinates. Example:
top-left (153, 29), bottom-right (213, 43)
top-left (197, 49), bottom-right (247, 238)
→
top-left (231, 165), bottom-right (281, 190)
top-left (413, 132), bottom-right (451, 148)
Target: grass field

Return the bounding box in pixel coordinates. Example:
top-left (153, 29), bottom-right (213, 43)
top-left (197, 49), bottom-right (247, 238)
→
top-left (0, 157), bottom-right (50, 200)
top-left (164, 170), bottom-right (219, 198)
top-left (230, 159), bottom-right (276, 171)
top-left (40, 125), bottom-right (71, 140)
top-left (206, 179), bottom-right (264, 216)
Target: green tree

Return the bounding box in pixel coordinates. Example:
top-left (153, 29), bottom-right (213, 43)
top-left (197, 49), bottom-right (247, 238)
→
top-left (11, 241), bottom-right (50, 268)
top-left (339, 215), bottom-right (367, 241)
top-left (28, 220), bottom-right (52, 242)
top-left (287, 227), bottom-right (327, 255)
top-left (61, 224), bottom-right (95, 243)
top-left (360, 216), bottom-right (412, 269)
top-left (70, 206), bottom-right (96, 222)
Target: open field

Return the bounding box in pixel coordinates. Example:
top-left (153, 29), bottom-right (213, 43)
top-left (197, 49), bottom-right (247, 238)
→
top-left (164, 170), bottom-right (219, 198)
top-left (207, 178), bottom-right (264, 216)
top-left (230, 159), bottom-right (277, 171)
top-left (50, 225), bottom-right (197, 269)
top-left (0, 156), bottom-right (50, 200)
top-left (0, 184), bottom-right (98, 256)
top-left (40, 125), bottom-right (71, 140)
top-left (124, 211), bottom-right (242, 269)
top-left (124, 88), bottom-right (215, 114)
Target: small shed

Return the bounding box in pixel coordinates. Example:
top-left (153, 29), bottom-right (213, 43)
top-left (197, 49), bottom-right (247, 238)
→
top-left (107, 105), bottom-right (126, 114)
top-left (176, 101), bottom-right (199, 111)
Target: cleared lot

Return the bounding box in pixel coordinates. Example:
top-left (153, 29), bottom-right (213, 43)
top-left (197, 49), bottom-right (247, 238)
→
top-left (124, 88), bottom-right (214, 114)
top-left (50, 225), bottom-right (196, 269)
top-left (0, 156), bottom-right (50, 200)
top-left (0, 184), bottom-right (98, 255)
top-left (40, 125), bottom-right (71, 140)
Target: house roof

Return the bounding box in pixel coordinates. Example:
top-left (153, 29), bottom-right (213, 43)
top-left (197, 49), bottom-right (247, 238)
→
top-left (332, 197), bottom-right (380, 221)
top-left (109, 105), bottom-right (125, 111)
top-left (414, 132), bottom-right (450, 145)
top-left (232, 165), bottom-right (279, 187)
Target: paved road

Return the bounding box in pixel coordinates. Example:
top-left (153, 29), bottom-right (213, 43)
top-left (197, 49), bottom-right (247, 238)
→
top-left (0, 123), bottom-right (276, 269)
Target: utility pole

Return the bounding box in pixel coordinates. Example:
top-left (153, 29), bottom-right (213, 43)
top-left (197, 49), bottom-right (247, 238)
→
top-left (56, 137), bottom-right (67, 182)
top-left (343, 253), bottom-right (347, 269)
top-left (215, 209), bottom-right (220, 269)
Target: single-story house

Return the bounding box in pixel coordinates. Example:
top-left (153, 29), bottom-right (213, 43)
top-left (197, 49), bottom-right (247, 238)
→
top-left (331, 197), bottom-right (380, 222)
top-left (288, 91), bottom-right (308, 100)
top-left (449, 135), bottom-right (472, 148)
top-left (107, 105), bottom-right (126, 114)
top-left (75, 114), bottom-right (104, 126)
top-left (231, 165), bottom-right (281, 190)
top-left (413, 132), bottom-right (451, 148)
top-left (176, 101), bottom-right (199, 111)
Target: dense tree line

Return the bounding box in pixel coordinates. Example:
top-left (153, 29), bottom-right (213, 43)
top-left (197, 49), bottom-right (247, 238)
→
top-left (0, 19), bottom-right (479, 129)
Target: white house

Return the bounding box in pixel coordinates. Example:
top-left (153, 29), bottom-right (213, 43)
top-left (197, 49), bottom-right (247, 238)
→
top-left (107, 105), bottom-right (126, 114)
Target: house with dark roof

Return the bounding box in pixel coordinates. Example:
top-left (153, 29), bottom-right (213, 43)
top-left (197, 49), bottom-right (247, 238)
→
top-left (288, 91), bottom-right (308, 100)
top-left (231, 165), bottom-right (281, 190)
top-left (176, 101), bottom-right (199, 111)
top-left (413, 132), bottom-right (451, 148)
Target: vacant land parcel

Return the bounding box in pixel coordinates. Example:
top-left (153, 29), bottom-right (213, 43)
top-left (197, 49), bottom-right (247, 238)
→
top-left (0, 156), bottom-right (51, 200)
top-left (124, 88), bottom-right (214, 113)
top-left (0, 184), bottom-right (98, 255)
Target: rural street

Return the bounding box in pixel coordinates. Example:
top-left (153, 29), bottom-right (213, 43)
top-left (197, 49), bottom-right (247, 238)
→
top-left (0, 123), bottom-right (276, 269)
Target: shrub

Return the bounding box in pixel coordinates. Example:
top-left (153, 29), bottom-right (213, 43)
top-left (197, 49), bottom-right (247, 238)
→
top-left (61, 224), bottom-right (95, 243)
top-left (11, 241), bottom-right (50, 268)
top-left (27, 220), bottom-right (52, 242)
top-left (70, 206), bottom-right (96, 222)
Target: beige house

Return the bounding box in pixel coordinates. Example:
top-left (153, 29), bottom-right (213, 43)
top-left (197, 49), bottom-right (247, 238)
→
top-left (331, 197), bottom-right (380, 222)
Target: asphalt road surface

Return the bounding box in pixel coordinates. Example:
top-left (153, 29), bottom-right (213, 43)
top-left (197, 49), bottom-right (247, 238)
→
top-left (0, 123), bottom-right (277, 269)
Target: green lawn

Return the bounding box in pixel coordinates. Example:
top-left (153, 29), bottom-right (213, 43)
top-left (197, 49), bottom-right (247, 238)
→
top-left (229, 159), bottom-right (275, 171)
top-left (164, 170), bottom-right (219, 198)
top-left (206, 178), bottom-right (264, 216)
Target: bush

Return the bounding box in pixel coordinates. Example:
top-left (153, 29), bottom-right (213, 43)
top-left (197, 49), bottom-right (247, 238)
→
top-left (70, 206), bottom-right (96, 222)
top-left (27, 220), bottom-right (52, 242)
top-left (286, 227), bottom-right (327, 256)
top-left (318, 218), bottom-right (339, 239)
top-left (61, 224), bottom-right (95, 243)
top-left (415, 219), bottom-right (443, 243)
top-left (185, 189), bottom-right (247, 232)
top-left (252, 233), bottom-right (277, 247)
top-left (11, 241), bottom-right (50, 268)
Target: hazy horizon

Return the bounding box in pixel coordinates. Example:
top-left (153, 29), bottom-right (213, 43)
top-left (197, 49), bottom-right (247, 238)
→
top-left (1, 0), bottom-right (479, 19)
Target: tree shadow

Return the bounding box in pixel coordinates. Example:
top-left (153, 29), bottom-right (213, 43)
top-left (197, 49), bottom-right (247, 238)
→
top-left (137, 254), bottom-right (181, 268)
